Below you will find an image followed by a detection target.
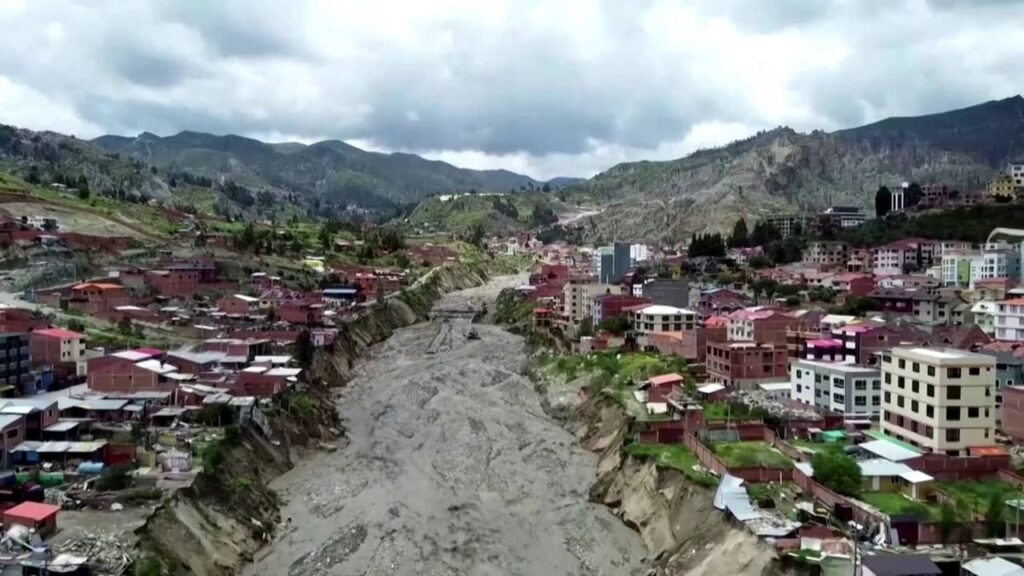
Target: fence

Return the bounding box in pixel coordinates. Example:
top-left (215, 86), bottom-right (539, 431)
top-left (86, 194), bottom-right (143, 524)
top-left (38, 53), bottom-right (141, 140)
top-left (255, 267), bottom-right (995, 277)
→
top-left (791, 465), bottom-right (886, 527)
top-left (905, 452), bottom-right (1012, 481)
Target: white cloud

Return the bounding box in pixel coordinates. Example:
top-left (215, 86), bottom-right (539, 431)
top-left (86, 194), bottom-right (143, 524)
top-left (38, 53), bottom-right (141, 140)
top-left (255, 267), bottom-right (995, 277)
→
top-left (0, 0), bottom-right (1021, 179)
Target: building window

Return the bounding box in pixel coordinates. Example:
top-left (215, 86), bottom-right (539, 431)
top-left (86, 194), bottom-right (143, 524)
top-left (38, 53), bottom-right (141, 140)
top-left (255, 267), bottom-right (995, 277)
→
top-left (969, 367), bottom-right (980, 376)
top-left (945, 429), bottom-right (960, 442)
top-left (872, 396), bottom-right (881, 406)
top-left (884, 373), bottom-right (892, 384)
top-left (897, 395), bottom-right (904, 408)
top-left (927, 366), bottom-right (935, 377)
top-left (796, 369), bottom-right (802, 378)
top-left (911, 400), bottom-right (918, 413)
top-left (968, 407), bottom-right (979, 418)
top-left (884, 391), bottom-right (891, 403)
top-left (947, 386), bottom-right (961, 400)
top-left (855, 380), bottom-right (866, 391)
top-left (926, 405), bottom-right (934, 418)
top-left (899, 359), bottom-right (906, 369)
top-left (912, 362), bottom-right (920, 373)
top-left (898, 376), bottom-right (905, 388)
top-left (927, 384), bottom-right (935, 397)
top-left (946, 407), bottom-right (961, 421)
top-left (947, 367), bottom-right (962, 379)
top-left (911, 381), bottom-right (919, 393)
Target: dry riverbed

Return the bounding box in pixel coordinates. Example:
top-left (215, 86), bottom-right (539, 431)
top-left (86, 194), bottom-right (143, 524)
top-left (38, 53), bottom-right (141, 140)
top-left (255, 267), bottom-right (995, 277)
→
top-left (244, 277), bottom-right (648, 576)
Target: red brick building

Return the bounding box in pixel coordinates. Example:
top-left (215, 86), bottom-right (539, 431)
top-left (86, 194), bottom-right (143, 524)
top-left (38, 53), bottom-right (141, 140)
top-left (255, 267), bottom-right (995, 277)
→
top-left (830, 273), bottom-right (875, 297)
top-left (87, 356), bottom-right (188, 394)
top-left (200, 338), bottom-right (272, 361)
top-left (592, 294), bottom-right (651, 325)
top-left (706, 342), bottom-right (788, 388)
top-left (645, 325), bottom-right (726, 362)
top-left (0, 307), bottom-right (49, 333)
top-left (277, 301), bottom-right (324, 326)
top-left (29, 327), bottom-right (85, 367)
top-left (233, 366), bottom-right (300, 397)
top-left (145, 269), bottom-right (200, 298)
top-left (727, 309), bottom-right (799, 345)
top-left (1001, 386), bottom-right (1024, 442)
top-left (216, 294), bottom-right (260, 316)
top-left (69, 283), bottom-right (130, 314)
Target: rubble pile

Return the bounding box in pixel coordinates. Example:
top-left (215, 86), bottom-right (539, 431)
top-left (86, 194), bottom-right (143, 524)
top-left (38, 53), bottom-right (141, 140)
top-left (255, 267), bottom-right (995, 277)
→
top-left (53, 535), bottom-right (133, 575)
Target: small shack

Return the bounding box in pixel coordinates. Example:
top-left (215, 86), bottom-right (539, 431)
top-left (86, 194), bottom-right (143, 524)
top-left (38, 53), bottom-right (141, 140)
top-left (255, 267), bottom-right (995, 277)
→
top-left (3, 501), bottom-right (60, 537)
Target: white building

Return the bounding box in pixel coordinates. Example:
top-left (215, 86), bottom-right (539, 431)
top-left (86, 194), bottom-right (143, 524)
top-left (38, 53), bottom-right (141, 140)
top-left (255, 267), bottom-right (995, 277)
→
top-left (1011, 163), bottom-right (1024, 187)
top-left (791, 359), bottom-right (882, 419)
top-left (995, 297), bottom-right (1024, 341)
top-left (630, 244), bottom-right (650, 265)
top-left (630, 305), bottom-right (698, 335)
top-left (971, 301), bottom-right (997, 335)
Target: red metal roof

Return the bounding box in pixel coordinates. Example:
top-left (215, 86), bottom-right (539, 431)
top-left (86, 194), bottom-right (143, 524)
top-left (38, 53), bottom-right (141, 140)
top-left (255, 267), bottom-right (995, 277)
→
top-left (4, 501), bottom-right (59, 522)
top-left (33, 328), bottom-right (84, 340)
top-left (969, 446), bottom-right (1009, 457)
top-left (648, 373), bottom-right (685, 386)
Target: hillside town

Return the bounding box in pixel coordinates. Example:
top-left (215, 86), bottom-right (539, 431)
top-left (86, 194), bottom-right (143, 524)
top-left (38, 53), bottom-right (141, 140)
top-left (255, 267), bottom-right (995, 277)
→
top-left (492, 166), bottom-right (1024, 575)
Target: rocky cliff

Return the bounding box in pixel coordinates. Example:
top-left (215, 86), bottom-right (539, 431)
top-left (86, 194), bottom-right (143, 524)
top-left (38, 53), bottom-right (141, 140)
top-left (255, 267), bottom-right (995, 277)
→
top-left (559, 381), bottom-right (786, 576)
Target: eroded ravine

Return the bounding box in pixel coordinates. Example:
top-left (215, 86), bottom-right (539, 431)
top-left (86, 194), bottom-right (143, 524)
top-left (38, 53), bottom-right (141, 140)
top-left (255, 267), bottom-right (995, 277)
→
top-left (244, 280), bottom-right (648, 576)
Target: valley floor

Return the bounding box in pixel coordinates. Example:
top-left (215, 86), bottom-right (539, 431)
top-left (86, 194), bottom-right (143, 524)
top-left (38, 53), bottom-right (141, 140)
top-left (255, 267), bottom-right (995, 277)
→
top-left (243, 277), bottom-right (648, 576)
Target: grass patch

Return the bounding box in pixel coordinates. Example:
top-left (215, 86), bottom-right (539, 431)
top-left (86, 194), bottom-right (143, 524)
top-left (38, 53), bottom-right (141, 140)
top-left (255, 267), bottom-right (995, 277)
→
top-left (789, 439), bottom-right (850, 455)
top-left (624, 443), bottom-right (717, 486)
top-left (939, 480), bottom-right (1023, 519)
top-left (703, 402), bottom-right (766, 423)
top-left (713, 441), bottom-right (793, 468)
top-left (860, 491), bottom-right (940, 520)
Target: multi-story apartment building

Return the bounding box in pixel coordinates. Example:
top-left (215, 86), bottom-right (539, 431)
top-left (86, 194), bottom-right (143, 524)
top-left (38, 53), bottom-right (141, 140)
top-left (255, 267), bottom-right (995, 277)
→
top-left (941, 252), bottom-right (981, 287)
top-left (630, 305), bottom-right (697, 335)
top-left (987, 173), bottom-right (1017, 202)
top-left (994, 297), bottom-right (1024, 341)
top-left (791, 359), bottom-right (882, 419)
top-left (0, 333), bottom-right (32, 394)
top-left (563, 282), bottom-right (618, 324)
top-left (760, 213), bottom-right (814, 239)
top-left (802, 241), bottom-right (850, 270)
top-left (820, 206), bottom-right (869, 229)
top-left (706, 342), bottom-right (788, 388)
top-left (880, 347), bottom-right (996, 455)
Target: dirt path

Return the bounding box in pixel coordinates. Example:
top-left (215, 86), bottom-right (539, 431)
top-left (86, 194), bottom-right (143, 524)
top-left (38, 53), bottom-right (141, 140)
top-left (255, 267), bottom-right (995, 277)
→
top-left (244, 276), bottom-right (647, 576)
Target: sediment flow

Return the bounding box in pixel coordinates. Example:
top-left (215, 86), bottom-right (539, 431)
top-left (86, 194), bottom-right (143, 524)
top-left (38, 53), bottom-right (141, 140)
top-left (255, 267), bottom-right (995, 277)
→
top-left (244, 277), bottom-right (647, 576)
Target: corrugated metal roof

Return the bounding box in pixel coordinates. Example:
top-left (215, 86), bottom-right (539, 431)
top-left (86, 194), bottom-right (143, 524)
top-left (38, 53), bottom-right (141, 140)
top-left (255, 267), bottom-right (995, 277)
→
top-left (963, 557), bottom-right (1024, 576)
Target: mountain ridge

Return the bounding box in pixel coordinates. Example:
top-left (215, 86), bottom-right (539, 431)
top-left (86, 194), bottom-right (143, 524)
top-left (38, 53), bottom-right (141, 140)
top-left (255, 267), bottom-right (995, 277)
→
top-left (568, 95), bottom-right (1024, 243)
top-left (91, 130), bottom-right (578, 208)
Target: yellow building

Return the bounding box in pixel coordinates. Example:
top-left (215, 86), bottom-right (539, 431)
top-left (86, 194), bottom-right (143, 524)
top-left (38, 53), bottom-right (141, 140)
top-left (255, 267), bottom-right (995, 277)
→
top-left (880, 347), bottom-right (996, 456)
top-left (986, 173), bottom-right (1017, 202)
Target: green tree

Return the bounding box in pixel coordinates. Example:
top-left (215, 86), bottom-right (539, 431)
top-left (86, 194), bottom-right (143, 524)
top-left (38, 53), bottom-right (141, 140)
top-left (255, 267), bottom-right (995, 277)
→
top-left (939, 503), bottom-right (958, 544)
top-left (597, 316), bottom-right (630, 335)
top-left (25, 166), bottom-right (40, 185)
top-left (468, 223), bottom-right (486, 248)
top-left (577, 317), bottom-right (594, 338)
top-left (811, 451), bottom-right (861, 497)
top-left (906, 182), bottom-right (923, 208)
top-left (874, 185), bottom-right (891, 218)
top-left (985, 491), bottom-right (1007, 537)
top-left (117, 316), bottom-right (133, 336)
top-left (728, 218), bottom-right (749, 248)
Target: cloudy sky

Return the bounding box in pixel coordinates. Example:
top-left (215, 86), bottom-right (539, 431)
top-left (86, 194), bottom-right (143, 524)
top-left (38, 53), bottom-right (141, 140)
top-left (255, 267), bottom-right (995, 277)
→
top-left (0, 0), bottom-right (1021, 180)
